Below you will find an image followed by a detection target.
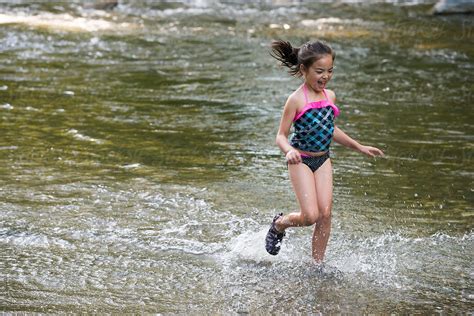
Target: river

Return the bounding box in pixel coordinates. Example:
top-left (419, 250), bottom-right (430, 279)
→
top-left (0, 0), bottom-right (472, 313)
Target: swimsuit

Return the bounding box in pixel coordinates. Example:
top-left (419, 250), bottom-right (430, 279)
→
top-left (299, 152), bottom-right (331, 173)
top-left (288, 84), bottom-right (340, 172)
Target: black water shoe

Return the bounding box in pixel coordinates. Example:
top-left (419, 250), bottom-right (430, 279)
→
top-left (265, 213), bottom-right (285, 255)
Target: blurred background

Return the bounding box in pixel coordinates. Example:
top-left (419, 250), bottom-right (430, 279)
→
top-left (0, 0), bottom-right (472, 313)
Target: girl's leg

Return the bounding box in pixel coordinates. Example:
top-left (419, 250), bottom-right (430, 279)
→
top-left (311, 159), bottom-right (333, 263)
top-left (275, 163), bottom-right (320, 232)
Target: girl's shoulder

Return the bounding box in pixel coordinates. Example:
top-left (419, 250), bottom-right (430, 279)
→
top-left (285, 86), bottom-right (306, 110)
top-left (325, 89), bottom-right (337, 104)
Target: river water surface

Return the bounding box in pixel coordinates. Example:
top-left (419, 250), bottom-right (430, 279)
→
top-left (1, 0), bottom-right (473, 313)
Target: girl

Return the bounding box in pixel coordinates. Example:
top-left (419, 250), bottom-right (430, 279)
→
top-left (265, 40), bottom-right (384, 263)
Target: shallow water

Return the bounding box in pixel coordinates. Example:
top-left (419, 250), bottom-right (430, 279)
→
top-left (1, 0), bottom-right (473, 313)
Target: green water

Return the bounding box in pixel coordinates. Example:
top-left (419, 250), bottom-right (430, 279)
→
top-left (1, 1), bottom-right (473, 313)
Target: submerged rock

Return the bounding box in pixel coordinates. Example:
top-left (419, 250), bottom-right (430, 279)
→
top-left (93, 1), bottom-right (118, 11)
top-left (82, 1), bottom-right (118, 11)
top-left (432, 0), bottom-right (474, 15)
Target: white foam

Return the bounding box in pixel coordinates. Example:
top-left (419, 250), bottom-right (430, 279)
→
top-left (0, 12), bottom-right (136, 33)
top-left (300, 17), bottom-right (372, 27)
top-left (67, 129), bottom-right (105, 144)
top-left (1, 231), bottom-right (75, 250)
top-left (1, 103), bottom-right (13, 110)
top-left (0, 146), bottom-right (18, 150)
top-left (121, 163), bottom-right (141, 169)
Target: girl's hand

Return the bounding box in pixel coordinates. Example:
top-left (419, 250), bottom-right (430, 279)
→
top-left (285, 149), bottom-right (302, 164)
top-left (358, 145), bottom-right (384, 158)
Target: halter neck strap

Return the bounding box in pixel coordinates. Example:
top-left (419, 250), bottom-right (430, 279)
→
top-left (303, 84), bottom-right (329, 104)
top-left (302, 84), bottom-right (309, 104)
top-left (322, 88), bottom-right (329, 101)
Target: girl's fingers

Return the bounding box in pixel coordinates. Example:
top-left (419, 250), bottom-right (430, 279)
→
top-left (372, 147), bottom-right (384, 156)
top-left (370, 148), bottom-right (384, 157)
top-left (287, 154), bottom-right (302, 164)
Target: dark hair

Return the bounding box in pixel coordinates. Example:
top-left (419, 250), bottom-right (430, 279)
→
top-left (270, 40), bottom-right (336, 77)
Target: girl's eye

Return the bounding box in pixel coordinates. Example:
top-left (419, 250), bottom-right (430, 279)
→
top-left (315, 69), bottom-right (333, 74)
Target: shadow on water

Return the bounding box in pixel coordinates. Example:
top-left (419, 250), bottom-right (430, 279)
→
top-left (0, 0), bottom-right (473, 313)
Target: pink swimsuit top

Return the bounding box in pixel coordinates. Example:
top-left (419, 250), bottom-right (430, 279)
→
top-left (294, 84), bottom-right (340, 121)
top-left (289, 84), bottom-right (340, 153)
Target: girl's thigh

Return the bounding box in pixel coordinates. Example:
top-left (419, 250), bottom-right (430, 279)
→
top-left (288, 162), bottom-right (319, 216)
top-left (313, 159), bottom-right (333, 216)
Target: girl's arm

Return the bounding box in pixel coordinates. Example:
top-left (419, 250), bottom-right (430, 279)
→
top-left (326, 89), bottom-right (383, 158)
top-left (333, 126), bottom-right (384, 158)
top-left (276, 96), bottom-right (302, 164)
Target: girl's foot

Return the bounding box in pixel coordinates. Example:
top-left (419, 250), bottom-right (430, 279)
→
top-left (265, 213), bottom-right (286, 255)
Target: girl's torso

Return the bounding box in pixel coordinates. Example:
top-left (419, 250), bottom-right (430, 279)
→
top-left (289, 84), bottom-right (340, 156)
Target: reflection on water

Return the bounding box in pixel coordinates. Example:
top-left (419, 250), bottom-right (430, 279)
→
top-left (0, 0), bottom-right (473, 313)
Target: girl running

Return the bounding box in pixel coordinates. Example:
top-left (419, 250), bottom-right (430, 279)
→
top-left (265, 40), bottom-right (384, 263)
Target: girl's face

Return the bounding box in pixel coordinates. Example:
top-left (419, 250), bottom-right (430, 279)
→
top-left (301, 54), bottom-right (334, 92)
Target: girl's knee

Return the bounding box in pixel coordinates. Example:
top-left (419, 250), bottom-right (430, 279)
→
top-left (301, 211), bottom-right (319, 226)
top-left (301, 204), bottom-right (331, 226)
top-left (319, 204), bottom-right (332, 220)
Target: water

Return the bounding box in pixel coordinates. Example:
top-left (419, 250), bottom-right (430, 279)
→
top-left (1, 0), bottom-right (473, 313)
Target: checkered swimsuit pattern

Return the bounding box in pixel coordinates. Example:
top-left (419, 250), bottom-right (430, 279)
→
top-left (290, 106), bottom-right (335, 152)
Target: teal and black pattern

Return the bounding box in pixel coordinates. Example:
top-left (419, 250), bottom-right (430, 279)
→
top-left (290, 106), bottom-right (335, 152)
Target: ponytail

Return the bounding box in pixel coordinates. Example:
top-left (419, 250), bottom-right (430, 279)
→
top-left (270, 40), bottom-right (300, 76)
top-left (270, 39), bottom-right (336, 77)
